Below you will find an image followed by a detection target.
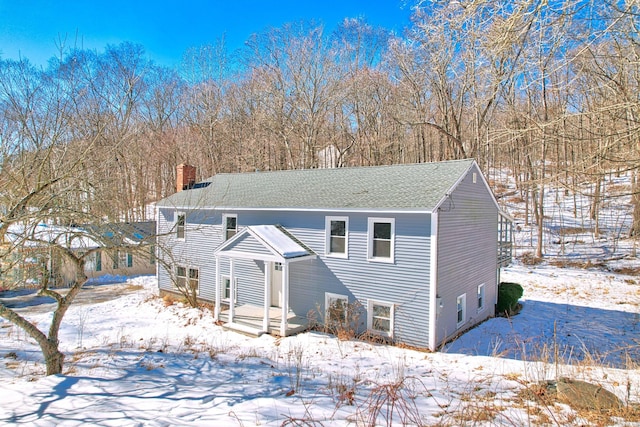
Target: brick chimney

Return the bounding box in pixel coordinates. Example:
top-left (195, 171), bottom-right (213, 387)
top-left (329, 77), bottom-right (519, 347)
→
top-left (176, 164), bottom-right (196, 192)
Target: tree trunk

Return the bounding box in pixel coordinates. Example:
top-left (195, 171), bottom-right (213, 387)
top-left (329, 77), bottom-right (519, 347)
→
top-left (42, 340), bottom-right (65, 375)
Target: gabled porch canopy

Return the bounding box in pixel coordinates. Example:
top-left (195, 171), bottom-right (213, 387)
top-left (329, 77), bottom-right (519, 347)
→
top-left (213, 225), bottom-right (316, 336)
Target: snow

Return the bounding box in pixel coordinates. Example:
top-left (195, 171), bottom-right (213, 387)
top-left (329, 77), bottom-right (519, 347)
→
top-left (248, 225), bottom-right (312, 258)
top-left (1, 170), bottom-right (640, 425)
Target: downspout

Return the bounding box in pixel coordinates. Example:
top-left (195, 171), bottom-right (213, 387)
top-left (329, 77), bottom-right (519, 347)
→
top-left (428, 210), bottom-right (439, 351)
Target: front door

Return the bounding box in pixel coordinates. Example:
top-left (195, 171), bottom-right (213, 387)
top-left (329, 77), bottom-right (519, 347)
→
top-left (270, 262), bottom-right (283, 307)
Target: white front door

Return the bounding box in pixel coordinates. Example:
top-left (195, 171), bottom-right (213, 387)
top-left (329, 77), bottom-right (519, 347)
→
top-left (270, 262), bottom-right (283, 307)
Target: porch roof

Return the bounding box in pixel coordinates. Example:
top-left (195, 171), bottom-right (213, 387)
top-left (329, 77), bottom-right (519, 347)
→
top-left (214, 225), bottom-right (316, 262)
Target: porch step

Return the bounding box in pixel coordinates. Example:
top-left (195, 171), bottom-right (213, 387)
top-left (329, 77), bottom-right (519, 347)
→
top-left (222, 322), bottom-right (266, 337)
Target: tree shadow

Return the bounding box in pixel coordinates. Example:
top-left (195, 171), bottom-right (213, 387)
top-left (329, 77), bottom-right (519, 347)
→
top-left (445, 300), bottom-right (640, 369)
top-left (2, 348), bottom-right (305, 425)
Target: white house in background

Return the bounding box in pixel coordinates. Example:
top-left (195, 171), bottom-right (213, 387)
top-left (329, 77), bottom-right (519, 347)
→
top-left (155, 160), bottom-right (512, 350)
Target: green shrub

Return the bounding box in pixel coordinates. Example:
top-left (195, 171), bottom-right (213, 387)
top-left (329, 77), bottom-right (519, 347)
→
top-left (497, 282), bottom-right (523, 316)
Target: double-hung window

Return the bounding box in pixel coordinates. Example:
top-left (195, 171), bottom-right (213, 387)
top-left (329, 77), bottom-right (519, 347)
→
top-left (325, 216), bottom-right (348, 257)
top-left (176, 266), bottom-right (187, 289)
top-left (176, 213), bottom-right (186, 239)
top-left (367, 218), bottom-right (395, 262)
top-left (325, 292), bottom-right (348, 327)
top-left (367, 300), bottom-right (394, 337)
top-left (188, 268), bottom-right (199, 295)
top-left (223, 214), bottom-right (237, 240)
top-left (176, 266), bottom-right (199, 295)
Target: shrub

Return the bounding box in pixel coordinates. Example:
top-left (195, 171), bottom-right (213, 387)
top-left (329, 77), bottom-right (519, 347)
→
top-left (497, 282), bottom-right (523, 316)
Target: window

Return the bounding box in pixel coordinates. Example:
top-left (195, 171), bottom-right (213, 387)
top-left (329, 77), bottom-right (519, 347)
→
top-left (367, 218), bottom-right (395, 262)
top-left (325, 216), bottom-right (348, 257)
top-left (176, 266), bottom-right (199, 295)
top-left (95, 251), bottom-right (102, 272)
top-left (367, 300), bottom-right (394, 337)
top-left (176, 213), bottom-right (185, 239)
top-left (221, 276), bottom-right (237, 302)
top-left (115, 251), bottom-right (132, 269)
top-left (176, 266), bottom-right (187, 288)
top-left (457, 294), bottom-right (466, 328)
top-left (188, 268), bottom-right (199, 295)
top-left (477, 284), bottom-right (485, 312)
top-left (274, 262), bottom-right (283, 271)
top-left (223, 214), bottom-right (237, 240)
top-left (325, 293), bottom-right (348, 327)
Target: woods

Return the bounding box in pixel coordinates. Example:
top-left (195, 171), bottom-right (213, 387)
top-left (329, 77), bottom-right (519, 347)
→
top-left (1, 0), bottom-right (639, 245)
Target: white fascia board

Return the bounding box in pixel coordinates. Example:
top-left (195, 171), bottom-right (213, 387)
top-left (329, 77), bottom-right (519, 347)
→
top-left (216, 249), bottom-right (282, 263)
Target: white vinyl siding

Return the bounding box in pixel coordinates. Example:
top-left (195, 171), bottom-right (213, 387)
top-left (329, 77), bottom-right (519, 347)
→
top-left (367, 217), bottom-right (395, 262)
top-left (325, 216), bottom-right (348, 258)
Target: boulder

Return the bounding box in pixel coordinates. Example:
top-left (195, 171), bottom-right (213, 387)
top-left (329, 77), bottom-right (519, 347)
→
top-left (556, 377), bottom-right (623, 411)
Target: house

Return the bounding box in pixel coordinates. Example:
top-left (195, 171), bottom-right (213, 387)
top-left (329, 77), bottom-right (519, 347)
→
top-left (1, 221), bottom-right (156, 288)
top-left (155, 160), bottom-right (512, 350)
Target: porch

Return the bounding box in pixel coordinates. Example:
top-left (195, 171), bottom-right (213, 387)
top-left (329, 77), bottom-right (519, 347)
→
top-left (213, 224), bottom-right (317, 338)
top-left (218, 304), bottom-right (310, 337)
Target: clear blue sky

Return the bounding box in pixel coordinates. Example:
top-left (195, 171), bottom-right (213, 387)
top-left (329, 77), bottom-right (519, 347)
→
top-left (0, 0), bottom-right (413, 68)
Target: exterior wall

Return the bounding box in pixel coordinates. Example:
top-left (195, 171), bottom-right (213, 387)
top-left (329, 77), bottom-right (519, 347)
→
top-left (434, 164), bottom-right (499, 347)
top-left (84, 247), bottom-right (156, 280)
top-left (156, 206), bottom-right (433, 348)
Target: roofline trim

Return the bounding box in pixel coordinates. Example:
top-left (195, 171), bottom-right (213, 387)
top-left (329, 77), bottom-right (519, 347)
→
top-left (159, 206), bottom-right (434, 215)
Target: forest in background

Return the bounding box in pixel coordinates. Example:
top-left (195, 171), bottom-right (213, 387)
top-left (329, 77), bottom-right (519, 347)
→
top-left (1, 0), bottom-right (639, 259)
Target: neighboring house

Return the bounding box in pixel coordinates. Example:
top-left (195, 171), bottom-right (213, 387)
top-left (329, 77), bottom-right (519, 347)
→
top-left (1, 221), bottom-right (156, 288)
top-left (156, 160), bottom-right (512, 350)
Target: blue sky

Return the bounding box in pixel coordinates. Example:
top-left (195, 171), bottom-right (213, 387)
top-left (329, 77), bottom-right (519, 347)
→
top-left (0, 0), bottom-right (412, 68)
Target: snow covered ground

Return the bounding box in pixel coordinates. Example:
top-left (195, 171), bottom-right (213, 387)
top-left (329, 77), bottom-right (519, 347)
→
top-left (1, 171), bottom-right (639, 426)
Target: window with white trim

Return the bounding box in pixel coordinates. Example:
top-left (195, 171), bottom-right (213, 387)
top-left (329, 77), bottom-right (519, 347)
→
top-left (223, 214), bottom-right (237, 240)
top-left (221, 275), bottom-right (237, 302)
top-left (176, 266), bottom-right (199, 295)
top-left (325, 216), bottom-right (348, 257)
top-left (367, 218), bottom-right (395, 262)
top-left (457, 294), bottom-right (466, 328)
top-left (176, 213), bottom-right (186, 239)
top-left (325, 292), bottom-right (348, 327)
top-left (367, 300), bottom-right (394, 337)
top-left (176, 266), bottom-right (187, 289)
top-left (188, 268), bottom-right (199, 295)
top-left (477, 284), bottom-right (485, 312)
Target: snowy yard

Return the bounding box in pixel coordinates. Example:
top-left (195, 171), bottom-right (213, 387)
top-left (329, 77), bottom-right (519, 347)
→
top-left (0, 265), bottom-right (638, 426)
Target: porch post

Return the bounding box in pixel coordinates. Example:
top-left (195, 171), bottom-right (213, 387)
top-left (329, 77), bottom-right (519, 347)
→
top-left (263, 261), bottom-right (271, 332)
top-left (280, 260), bottom-right (289, 336)
top-left (214, 256), bottom-right (220, 321)
top-left (229, 258), bottom-right (235, 323)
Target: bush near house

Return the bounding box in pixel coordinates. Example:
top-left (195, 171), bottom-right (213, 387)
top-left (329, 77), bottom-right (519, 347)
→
top-left (497, 282), bottom-right (523, 316)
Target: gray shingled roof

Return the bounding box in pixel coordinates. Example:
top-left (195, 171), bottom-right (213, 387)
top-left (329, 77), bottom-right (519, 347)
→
top-left (157, 159), bottom-right (476, 211)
